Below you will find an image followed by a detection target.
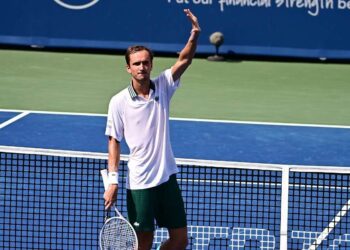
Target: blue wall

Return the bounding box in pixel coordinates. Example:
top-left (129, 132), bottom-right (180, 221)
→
top-left (0, 0), bottom-right (349, 59)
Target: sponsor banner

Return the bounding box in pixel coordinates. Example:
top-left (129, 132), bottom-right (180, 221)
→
top-left (0, 0), bottom-right (349, 58)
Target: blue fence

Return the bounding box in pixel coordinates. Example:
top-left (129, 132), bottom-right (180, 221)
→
top-left (0, 0), bottom-right (349, 59)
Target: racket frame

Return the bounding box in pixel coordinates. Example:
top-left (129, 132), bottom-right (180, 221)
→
top-left (99, 169), bottom-right (138, 250)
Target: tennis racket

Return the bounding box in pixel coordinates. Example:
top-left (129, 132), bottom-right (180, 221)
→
top-left (99, 169), bottom-right (138, 250)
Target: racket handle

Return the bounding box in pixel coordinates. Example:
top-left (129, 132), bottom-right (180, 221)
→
top-left (114, 206), bottom-right (123, 217)
top-left (104, 209), bottom-right (110, 221)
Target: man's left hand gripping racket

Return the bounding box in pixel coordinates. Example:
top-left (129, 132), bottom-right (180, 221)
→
top-left (99, 169), bottom-right (138, 250)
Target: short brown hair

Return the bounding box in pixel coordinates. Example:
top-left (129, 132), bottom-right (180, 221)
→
top-left (125, 45), bottom-right (154, 65)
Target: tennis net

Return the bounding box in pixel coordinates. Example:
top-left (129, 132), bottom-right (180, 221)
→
top-left (1, 146), bottom-right (350, 250)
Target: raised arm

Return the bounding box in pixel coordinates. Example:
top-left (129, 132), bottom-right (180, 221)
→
top-left (171, 9), bottom-right (201, 82)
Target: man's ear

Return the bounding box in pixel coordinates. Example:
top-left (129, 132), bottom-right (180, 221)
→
top-left (126, 64), bottom-right (131, 74)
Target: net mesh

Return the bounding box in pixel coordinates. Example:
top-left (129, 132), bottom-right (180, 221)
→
top-left (288, 171), bottom-right (350, 250)
top-left (1, 147), bottom-right (350, 249)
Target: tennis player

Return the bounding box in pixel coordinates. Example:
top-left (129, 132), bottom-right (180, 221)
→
top-left (104, 9), bottom-right (200, 250)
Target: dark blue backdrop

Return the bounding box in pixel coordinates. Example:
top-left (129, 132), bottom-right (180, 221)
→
top-left (0, 0), bottom-right (349, 59)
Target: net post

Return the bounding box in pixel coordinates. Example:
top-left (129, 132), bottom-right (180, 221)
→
top-left (279, 166), bottom-right (290, 250)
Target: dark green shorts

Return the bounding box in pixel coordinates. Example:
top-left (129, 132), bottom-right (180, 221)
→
top-left (127, 174), bottom-right (187, 232)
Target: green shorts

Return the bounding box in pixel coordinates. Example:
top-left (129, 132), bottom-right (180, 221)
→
top-left (127, 174), bottom-right (187, 232)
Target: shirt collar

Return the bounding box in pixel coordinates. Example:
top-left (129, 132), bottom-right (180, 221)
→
top-left (128, 81), bottom-right (155, 100)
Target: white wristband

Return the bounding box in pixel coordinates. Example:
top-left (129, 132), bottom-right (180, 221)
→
top-left (108, 172), bottom-right (119, 185)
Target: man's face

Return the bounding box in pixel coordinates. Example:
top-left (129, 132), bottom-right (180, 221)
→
top-left (126, 50), bottom-right (153, 83)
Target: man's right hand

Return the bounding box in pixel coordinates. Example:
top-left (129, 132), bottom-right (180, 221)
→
top-left (104, 184), bottom-right (118, 210)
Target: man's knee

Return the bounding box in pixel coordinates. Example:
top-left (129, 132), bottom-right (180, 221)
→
top-left (137, 231), bottom-right (154, 250)
top-left (160, 237), bottom-right (188, 250)
top-left (174, 235), bottom-right (188, 249)
top-left (168, 227), bottom-right (188, 249)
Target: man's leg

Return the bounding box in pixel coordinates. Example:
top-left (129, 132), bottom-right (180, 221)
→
top-left (156, 175), bottom-right (188, 249)
top-left (159, 227), bottom-right (188, 250)
top-left (127, 189), bottom-right (156, 250)
top-left (137, 231), bottom-right (154, 250)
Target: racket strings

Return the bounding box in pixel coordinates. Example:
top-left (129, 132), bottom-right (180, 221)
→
top-left (101, 218), bottom-right (137, 250)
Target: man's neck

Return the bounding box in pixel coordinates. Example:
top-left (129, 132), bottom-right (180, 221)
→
top-left (132, 79), bottom-right (151, 98)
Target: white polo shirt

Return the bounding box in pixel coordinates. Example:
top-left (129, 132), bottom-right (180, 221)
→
top-left (105, 69), bottom-right (180, 190)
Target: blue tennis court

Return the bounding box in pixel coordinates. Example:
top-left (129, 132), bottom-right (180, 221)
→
top-left (1, 109), bottom-right (350, 166)
top-left (1, 109), bottom-right (350, 249)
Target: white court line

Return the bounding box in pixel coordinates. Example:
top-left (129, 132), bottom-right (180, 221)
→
top-left (0, 111), bottom-right (30, 129)
top-left (0, 108), bottom-right (106, 117)
top-left (0, 108), bottom-right (349, 129)
top-left (178, 178), bottom-right (350, 191)
top-left (171, 117), bottom-right (350, 129)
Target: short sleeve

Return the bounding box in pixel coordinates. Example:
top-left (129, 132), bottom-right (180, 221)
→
top-left (105, 95), bottom-right (124, 142)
